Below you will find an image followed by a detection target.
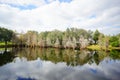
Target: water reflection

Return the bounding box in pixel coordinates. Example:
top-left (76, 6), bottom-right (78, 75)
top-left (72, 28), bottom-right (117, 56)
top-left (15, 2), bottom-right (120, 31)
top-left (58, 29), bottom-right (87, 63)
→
top-left (109, 50), bottom-right (120, 59)
top-left (13, 48), bottom-right (120, 66)
top-left (0, 49), bottom-right (15, 66)
top-left (0, 48), bottom-right (120, 80)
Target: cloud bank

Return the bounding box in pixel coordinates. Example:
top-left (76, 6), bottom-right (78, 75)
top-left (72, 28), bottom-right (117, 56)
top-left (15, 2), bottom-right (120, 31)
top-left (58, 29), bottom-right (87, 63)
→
top-left (0, 0), bottom-right (120, 35)
top-left (0, 57), bottom-right (120, 80)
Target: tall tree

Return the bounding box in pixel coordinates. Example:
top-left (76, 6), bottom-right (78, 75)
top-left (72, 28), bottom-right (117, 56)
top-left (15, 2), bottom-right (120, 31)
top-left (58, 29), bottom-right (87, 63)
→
top-left (98, 34), bottom-right (104, 49)
top-left (54, 38), bottom-right (60, 48)
top-left (11, 31), bottom-right (21, 45)
top-left (93, 30), bottom-right (100, 44)
top-left (38, 31), bottom-right (49, 47)
top-left (25, 31), bottom-right (38, 47)
top-left (110, 36), bottom-right (119, 47)
top-left (0, 27), bottom-right (13, 46)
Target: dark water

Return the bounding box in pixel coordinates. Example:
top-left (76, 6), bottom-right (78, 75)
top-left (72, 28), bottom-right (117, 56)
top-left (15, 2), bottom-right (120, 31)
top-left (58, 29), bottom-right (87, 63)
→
top-left (0, 48), bottom-right (120, 80)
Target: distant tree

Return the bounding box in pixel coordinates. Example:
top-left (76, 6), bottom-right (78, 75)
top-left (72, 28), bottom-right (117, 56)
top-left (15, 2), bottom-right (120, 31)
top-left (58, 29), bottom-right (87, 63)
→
top-left (38, 31), bottom-right (49, 47)
top-left (47, 30), bottom-right (63, 46)
top-left (72, 37), bottom-right (77, 49)
top-left (46, 37), bottom-right (52, 47)
top-left (65, 28), bottom-right (89, 40)
top-left (64, 37), bottom-right (77, 49)
top-left (19, 31), bottom-right (25, 46)
top-left (98, 34), bottom-right (105, 49)
top-left (1, 26), bottom-right (120, 49)
top-left (25, 31), bottom-right (38, 47)
top-left (104, 36), bottom-right (109, 50)
top-left (87, 30), bottom-right (93, 38)
top-left (98, 34), bottom-right (110, 50)
top-left (65, 37), bottom-right (72, 48)
top-left (87, 30), bottom-right (94, 45)
top-left (0, 27), bottom-right (13, 46)
top-left (54, 38), bottom-right (60, 48)
top-left (11, 31), bottom-right (21, 45)
top-left (116, 33), bottom-right (120, 47)
top-left (93, 30), bottom-right (100, 44)
top-left (47, 31), bottom-right (57, 45)
top-left (65, 28), bottom-right (70, 38)
top-left (77, 29), bottom-right (88, 39)
top-left (32, 31), bottom-right (38, 47)
top-left (110, 36), bottom-right (119, 47)
top-left (79, 35), bottom-right (89, 49)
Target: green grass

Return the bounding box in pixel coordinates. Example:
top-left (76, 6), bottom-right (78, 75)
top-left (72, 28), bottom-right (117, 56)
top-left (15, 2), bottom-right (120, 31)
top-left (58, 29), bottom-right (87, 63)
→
top-left (0, 47), bottom-right (12, 50)
top-left (87, 45), bottom-right (120, 50)
top-left (111, 47), bottom-right (120, 50)
top-left (87, 45), bottom-right (101, 50)
top-left (0, 42), bottom-right (12, 46)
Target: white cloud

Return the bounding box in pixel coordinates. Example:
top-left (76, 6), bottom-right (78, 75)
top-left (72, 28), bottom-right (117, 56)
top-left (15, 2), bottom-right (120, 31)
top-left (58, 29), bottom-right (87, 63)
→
top-left (0, 0), bottom-right (120, 34)
top-left (0, 57), bottom-right (120, 80)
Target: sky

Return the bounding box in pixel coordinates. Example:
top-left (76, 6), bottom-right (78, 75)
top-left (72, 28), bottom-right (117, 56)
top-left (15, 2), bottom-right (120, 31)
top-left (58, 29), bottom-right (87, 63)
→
top-left (0, 0), bottom-right (120, 35)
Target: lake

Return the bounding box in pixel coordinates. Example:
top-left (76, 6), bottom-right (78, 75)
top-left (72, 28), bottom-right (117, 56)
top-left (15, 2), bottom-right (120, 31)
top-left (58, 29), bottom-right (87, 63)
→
top-left (0, 48), bottom-right (120, 80)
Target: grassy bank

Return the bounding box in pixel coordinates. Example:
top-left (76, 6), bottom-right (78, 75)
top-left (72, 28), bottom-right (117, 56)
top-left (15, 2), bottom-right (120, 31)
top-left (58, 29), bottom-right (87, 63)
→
top-left (0, 42), bottom-right (12, 45)
top-left (1, 42), bottom-right (120, 51)
top-left (87, 45), bottom-right (120, 50)
top-left (0, 42), bottom-right (12, 47)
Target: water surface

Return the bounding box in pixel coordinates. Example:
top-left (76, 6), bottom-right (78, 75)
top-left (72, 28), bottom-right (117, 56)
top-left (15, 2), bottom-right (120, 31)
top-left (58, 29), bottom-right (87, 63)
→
top-left (0, 48), bottom-right (120, 80)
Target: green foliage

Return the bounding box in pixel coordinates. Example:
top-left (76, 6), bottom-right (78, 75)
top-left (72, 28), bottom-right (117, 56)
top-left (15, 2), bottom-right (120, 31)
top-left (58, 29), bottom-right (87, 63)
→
top-left (47, 30), bottom-right (63, 45)
top-left (0, 26), bottom-right (120, 49)
top-left (65, 28), bottom-right (89, 39)
top-left (0, 27), bottom-right (13, 45)
top-left (110, 36), bottom-right (119, 47)
top-left (109, 50), bottom-right (120, 59)
top-left (39, 31), bottom-right (49, 40)
top-left (0, 42), bottom-right (12, 45)
top-left (93, 30), bottom-right (100, 44)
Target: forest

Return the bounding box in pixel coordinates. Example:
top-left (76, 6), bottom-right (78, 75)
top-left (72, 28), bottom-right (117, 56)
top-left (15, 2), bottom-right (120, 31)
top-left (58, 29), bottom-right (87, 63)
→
top-left (0, 27), bottom-right (120, 50)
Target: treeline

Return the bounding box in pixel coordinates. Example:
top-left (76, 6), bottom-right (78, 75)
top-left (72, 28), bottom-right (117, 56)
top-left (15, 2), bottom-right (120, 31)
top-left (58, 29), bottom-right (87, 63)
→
top-left (0, 27), bottom-right (13, 47)
top-left (0, 27), bottom-right (120, 49)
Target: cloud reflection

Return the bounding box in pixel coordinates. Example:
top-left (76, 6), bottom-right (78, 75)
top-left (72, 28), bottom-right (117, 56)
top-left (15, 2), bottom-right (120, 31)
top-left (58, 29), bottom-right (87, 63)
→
top-left (0, 57), bottom-right (120, 80)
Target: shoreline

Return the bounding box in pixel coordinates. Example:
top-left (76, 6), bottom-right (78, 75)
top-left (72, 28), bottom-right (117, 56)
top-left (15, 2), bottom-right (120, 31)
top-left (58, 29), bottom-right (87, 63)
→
top-left (0, 44), bottom-right (120, 51)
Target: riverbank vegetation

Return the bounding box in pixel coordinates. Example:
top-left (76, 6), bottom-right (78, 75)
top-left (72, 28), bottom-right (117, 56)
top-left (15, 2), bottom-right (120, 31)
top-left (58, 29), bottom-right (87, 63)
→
top-left (0, 27), bottom-right (120, 50)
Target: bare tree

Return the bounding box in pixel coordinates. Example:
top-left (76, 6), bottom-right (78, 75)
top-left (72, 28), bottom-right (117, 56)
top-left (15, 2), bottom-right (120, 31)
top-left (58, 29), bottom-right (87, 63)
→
top-left (54, 38), bottom-right (60, 48)
top-left (79, 35), bottom-right (88, 49)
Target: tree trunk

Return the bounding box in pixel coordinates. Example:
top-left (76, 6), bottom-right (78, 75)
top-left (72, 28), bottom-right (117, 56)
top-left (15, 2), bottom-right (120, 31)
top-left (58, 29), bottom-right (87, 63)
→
top-left (94, 40), bottom-right (97, 44)
top-left (5, 41), bottom-right (7, 47)
top-left (5, 41), bottom-right (7, 51)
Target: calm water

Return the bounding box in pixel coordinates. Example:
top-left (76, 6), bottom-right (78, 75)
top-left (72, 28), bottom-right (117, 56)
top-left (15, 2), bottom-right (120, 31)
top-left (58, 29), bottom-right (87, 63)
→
top-left (0, 48), bottom-right (120, 80)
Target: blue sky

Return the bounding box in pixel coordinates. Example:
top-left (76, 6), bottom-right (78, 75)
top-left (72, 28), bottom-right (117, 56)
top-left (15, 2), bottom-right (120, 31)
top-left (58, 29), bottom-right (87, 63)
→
top-left (0, 0), bottom-right (72, 10)
top-left (0, 0), bottom-right (120, 35)
top-left (9, 4), bottom-right (37, 10)
top-left (59, 0), bottom-right (72, 3)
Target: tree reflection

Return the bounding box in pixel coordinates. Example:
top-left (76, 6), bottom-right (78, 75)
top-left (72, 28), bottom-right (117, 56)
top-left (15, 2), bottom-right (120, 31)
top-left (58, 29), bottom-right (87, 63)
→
top-left (11, 48), bottom-right (120, 66)
top-left (109, 50), bottom-right (120, 59)
top-left (89, 50), bottom-right (109, 65)
top-left (0, 49), bottom-right (15, 66)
